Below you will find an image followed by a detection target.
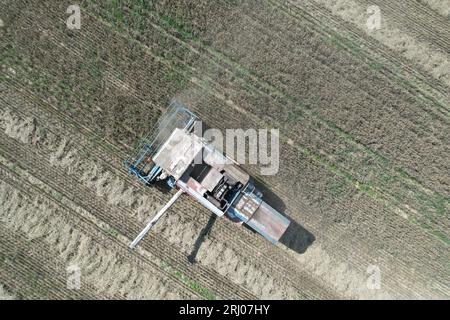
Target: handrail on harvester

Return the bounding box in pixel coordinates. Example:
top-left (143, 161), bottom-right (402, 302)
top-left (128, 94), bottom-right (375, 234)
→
top-left (125, 101), bottom-right (198, 185)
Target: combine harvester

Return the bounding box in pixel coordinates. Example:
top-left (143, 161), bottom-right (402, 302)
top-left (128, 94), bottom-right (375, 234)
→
top-left (126, 102), bottom-right (290, 249)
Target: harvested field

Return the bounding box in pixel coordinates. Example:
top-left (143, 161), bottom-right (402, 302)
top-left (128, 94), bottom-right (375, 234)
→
top-left (0, 0), bottom-right (449, 299)
top-left (306, 0), bottom-right (450, 86)
top-left (420, 0), bottom-right (450, 17)
top-left (0, 284), bottom-right (15, 300)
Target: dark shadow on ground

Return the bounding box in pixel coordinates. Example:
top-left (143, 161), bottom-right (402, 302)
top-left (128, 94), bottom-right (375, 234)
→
top-left (188, 213), bottom-right (217, 264)
top-left (278, 219), bottom-right (316, 254)
top-left (153, 178), bottom-right (173, 193)
top-left (253, 177), bottom-right (315, 254)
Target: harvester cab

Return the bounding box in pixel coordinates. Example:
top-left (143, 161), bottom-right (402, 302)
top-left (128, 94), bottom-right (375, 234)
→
top-left (126, 102), bottom-right (290, 249)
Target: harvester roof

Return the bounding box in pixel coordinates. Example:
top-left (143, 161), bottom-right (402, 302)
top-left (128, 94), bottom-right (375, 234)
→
top-left (152, 128), bottom-right (203, 180)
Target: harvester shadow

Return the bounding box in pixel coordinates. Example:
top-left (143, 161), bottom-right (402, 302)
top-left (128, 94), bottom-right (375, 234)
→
top-left (278, 220), bottom-right (316, 255)
top-left (154, 180), bottom-right (218, 264)
top-left (188, 214), bottom-right (217, 264)
top-left (152, 179), bottom-right (217, 265)
top-left (253, 179), bottom-right (316, 255)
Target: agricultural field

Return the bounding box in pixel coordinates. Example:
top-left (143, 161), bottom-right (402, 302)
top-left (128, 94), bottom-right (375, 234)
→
top-left (0, 0), bottom-right (449, 300)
